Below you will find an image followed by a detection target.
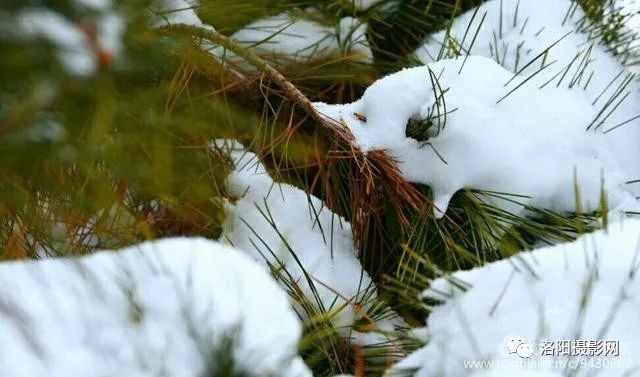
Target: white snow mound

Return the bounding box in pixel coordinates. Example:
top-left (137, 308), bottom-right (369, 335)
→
top-left (388, 219), bottom-right (640, 376)
top-left (415, 0), bottom-right (640, 199)
top-left (0, 237), bottom-right (310, 377)
top-left (215, 140), bottom-right (405, 345)
top-left (314, 56), bottom-right (633, 218)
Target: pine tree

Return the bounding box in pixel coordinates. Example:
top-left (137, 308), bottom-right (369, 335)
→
top-left (1, 0), bottom-right (636, 375)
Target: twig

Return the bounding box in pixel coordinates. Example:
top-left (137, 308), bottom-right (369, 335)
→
top-left (158, 23), bottom-right (338, 130)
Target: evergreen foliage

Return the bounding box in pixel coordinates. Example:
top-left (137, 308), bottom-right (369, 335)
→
top-left (0, 0), bottom-right (636, 375)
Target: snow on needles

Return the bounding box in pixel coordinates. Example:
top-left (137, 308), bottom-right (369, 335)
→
top-left (414, 0), bottom-right (640, 200)
top-left (351, 0), bottom-right (385, 11)
top-left (314, 56), bottom-right (634, 218)
top-left (615, 0), bottom-right (640, 73)
top-left (16, 3), bottom-right (125, 76)
top-left (0, 238), bottom-right (310, 377)
top-left (155, 0), bottom-right (213, 30)
top-left (387, 219), bottom-right (640, 376)
top-left (212, 12), bottom-right (372, 66)
top-left (155, 2), bottom-right (372, 67)
top-left (215, 140), bottom-right (405, 345)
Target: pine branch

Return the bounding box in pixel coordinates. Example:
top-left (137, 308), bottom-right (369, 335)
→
top-left (159, 23), bottom-right (332, 130)
top-left (158, 23), bottom-right (428, 225)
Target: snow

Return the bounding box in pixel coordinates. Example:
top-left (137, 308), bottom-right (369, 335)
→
top-left (415, 0), bottom-right (629, 89)
top-left (153, 0), bottom-right (225, 67)
top-left (215, 140), bottom-right (405, 345)
top-left (314, 56), bottom-right (635, 218)
top-left (213, 12), bottom-right (372, 66)
top-left (73, 0), bottom-right (112, 11)
top-left (387, 219), bottom-right (640, 376)
top-left (154, 3), bottom-right (372, 70)
top-left (97, 13), bottom-right (126, 60)
top-left (16, 116), bottom-right (66, 143)
top-left (17, 8), bottom-right (97, 76)
top-left (154, 2), bottom-right (372, 66)
top-left (617, 0), bottom-right (640, 72)
top-left (156, 0), bottom-right (212, 30)
top-left (0, 238), bottom-right (310, 377)
top-left (414, 0), bottom-right (640, 201)
top-left (350, 0), bottom-right (384, 11)
top-left (16, 6), bottom-right (126, 76)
